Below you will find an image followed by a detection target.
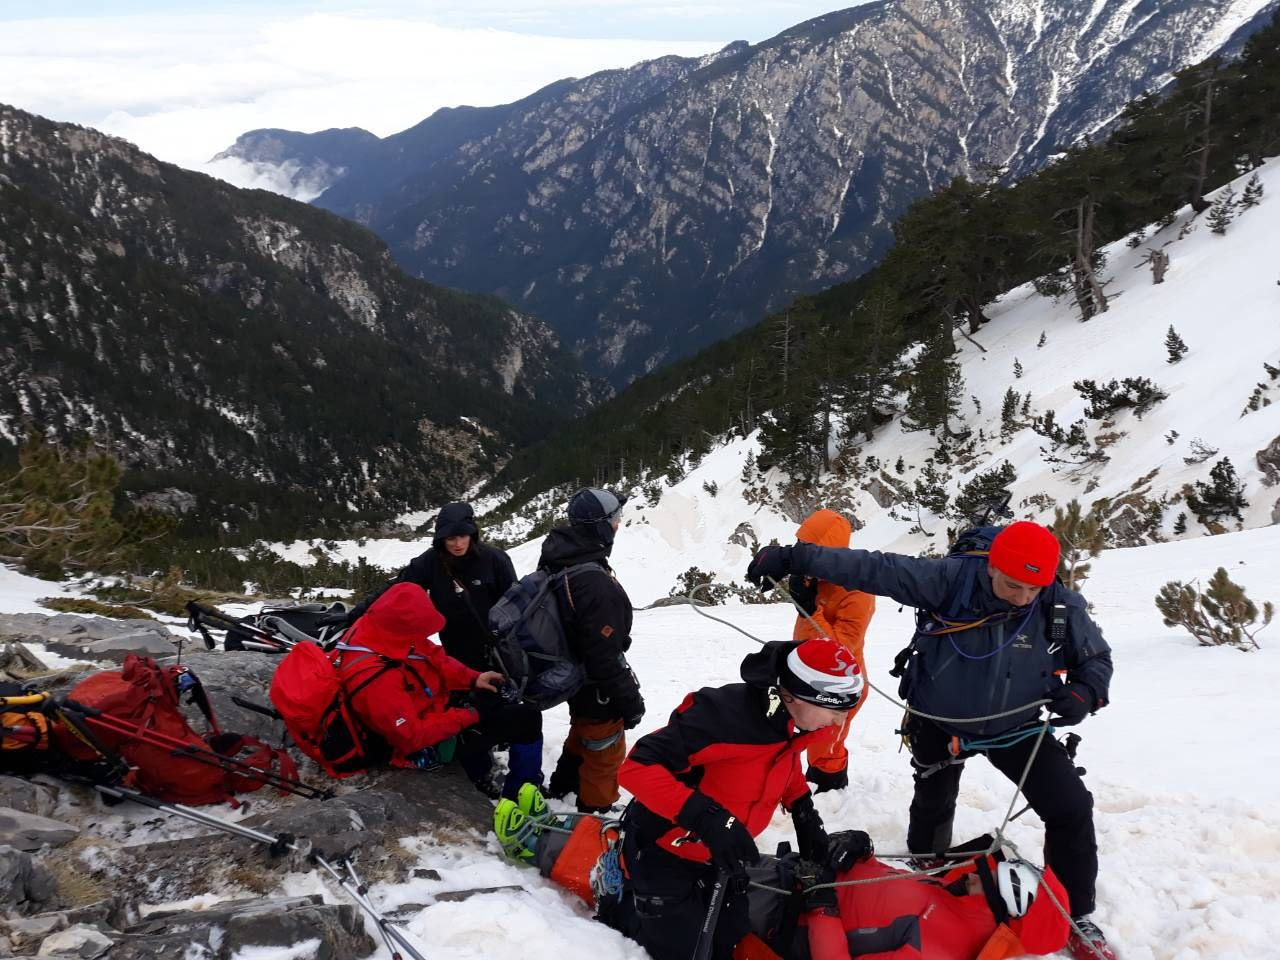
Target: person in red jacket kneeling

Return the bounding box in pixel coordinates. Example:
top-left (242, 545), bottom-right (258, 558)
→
top-left (614, 636), bottom-right (864, 960)
top-left (336, 582), bottom-right (505, 767)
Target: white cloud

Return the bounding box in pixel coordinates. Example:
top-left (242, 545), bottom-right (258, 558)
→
top-left (0, 11), bottom-right (724, 183)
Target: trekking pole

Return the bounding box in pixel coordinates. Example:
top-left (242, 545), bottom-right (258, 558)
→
top-left (691, 869), bottom-right (731, 960)
top-left (338, 856), bottom-right (410, 960)
top-left (185, 602), bottom-right (297, 652)
top-left (95, 783), bottom-right (429, 960)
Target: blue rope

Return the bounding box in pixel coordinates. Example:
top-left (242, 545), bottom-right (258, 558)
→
top-left (596, 846), bottom-right (624, 897)
top-left (959, 723), bottom-right (1051, 752)
top-left (947, 597), bottom-right (1040, 662)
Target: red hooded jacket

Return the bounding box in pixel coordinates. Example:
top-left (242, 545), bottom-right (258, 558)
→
top-left (336, 583), bottom-right (481, 766)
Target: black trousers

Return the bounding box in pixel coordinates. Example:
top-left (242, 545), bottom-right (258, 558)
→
top-left (613, 835), bottom-right (750, 960)
top-left (905, 715), bottom-right (1098, 916)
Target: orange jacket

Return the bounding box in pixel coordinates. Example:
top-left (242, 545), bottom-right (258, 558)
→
top-left (792, 510), bottom-right (875, 663)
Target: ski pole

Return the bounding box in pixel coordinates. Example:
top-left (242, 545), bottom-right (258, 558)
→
top-left (95, 784), bottom-right (429, 960)
top-left (691, 869), bottom-right (730, 960)
top-left (185, 602), bottom-right (297, 652)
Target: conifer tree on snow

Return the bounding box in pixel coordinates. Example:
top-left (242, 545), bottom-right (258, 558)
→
top-left (1000, 388), bottom-right (1020, 438)
top-left (902, 332), bottom-right (964, 438)
top-left (1166, 326), bottom-right (1188, 363)
top-left (1156, 567), bottom-right (1273, 650)
top-left (1241, 173), bottom-right (1264, 208)
top-left (1186, 457), bottom-right (1248, 523)
top-left (1207, 188), bottom-right (1237, 234)
top-left (1013, 358), bottom-right (1024, 379)
top-left (1050, 499), bottom-right (1105, 589)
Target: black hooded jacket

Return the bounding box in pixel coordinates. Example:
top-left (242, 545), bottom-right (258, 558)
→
top-left (538, 524), bottom-right (642, 722)
top-left (351, 533), bottom-right (517, 672)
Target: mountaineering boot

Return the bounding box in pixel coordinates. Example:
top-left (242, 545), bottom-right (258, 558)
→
top-left (1068, 916), bottom-right (1118, 960)
top-left (546, 751), bottom-right (582, 800)
top-left (493, 799), bottom-right (538, 861)
top-left (516, 782), bottom-right (553, 827)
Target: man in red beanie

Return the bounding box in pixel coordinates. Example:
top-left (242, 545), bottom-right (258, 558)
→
top-left (747, 521), bottom-right (1116, 960)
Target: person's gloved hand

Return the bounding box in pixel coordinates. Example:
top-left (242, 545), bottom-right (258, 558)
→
top-left (794, 859), bottom-right (838, 912)
top-left (677, 793), bottom-right (760, 875)
top-left (1045, 681), bottom-right (1095, 727)
top-left (315, 610), bottom-right (352, 628)
top-left (789, 575), bottom-right (819, 617)
top-left (614, 690), bottom-right (646, 730)
top-left (825, 830), bottom-right (874, 872)
top-left (746, 545), bottom-right (793, 589)
top-left (805, 764), bottom-right (848, 794)
top-left (789, 793), bottom-right (828, 862)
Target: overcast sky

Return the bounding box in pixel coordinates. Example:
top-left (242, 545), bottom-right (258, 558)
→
top-left (0, 1), bottom-right (863, 184)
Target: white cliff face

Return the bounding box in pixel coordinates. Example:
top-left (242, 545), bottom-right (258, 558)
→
top-left (221, 0), bottom-right (1278, 386)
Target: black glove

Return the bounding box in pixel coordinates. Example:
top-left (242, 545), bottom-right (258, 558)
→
top-left (789, 575), bottom-right (819, 617)
top-left (746, 545), bottom-right (793, 589)
top-left (805, 765), bottom-right (848, 794)
top-left (315, 610), bottom-right (352, 628)
top-left (794, 858), bottom-right (838, 912)
top-left (825, 830), bottom-right (874, 872)
top-left (677, 793), bottom-right (760, 874)
top-left (1046, 681), bottom-right (1095, 727)
top-left (614, 690), bottom-right (646, 730)
top-left (789, 793), bottom-right (828, 862)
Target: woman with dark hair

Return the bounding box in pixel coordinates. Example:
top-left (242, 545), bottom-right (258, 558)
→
top-left (348, 502), bottom-right (543, 798)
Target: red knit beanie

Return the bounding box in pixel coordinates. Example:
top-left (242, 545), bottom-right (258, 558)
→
top-left (988, 522), bottom-right (1059, 587)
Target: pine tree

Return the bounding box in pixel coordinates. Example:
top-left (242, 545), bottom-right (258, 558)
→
top-left (1186, 457), bottom-right (1248, 523)
top-left (1037, 332), bottom-right (1047, 349)
top-left (894, 456), bottom-right (905, 474)
top-left (1173, 512), bottom-right (1187, 534)
top-left (1156, 567), bottom-right (1273, 649)
top-left (1021, 392), bottom-right (1032, 417)
top-left (1013, 358), bottom-right (1024, 379)
top-left (1165, 326), bottom-right (1188, 363)
top-left (902, 333), bottom-right (964, 438)
top-left (1241, 172), bottom-right (1264, 208)
top-left (1051, 499), bottom-right (1106, 589)
top-left (1207, 188), bottom-right (1237, 234)
top-left (1000, 388), bottom-right (1020, 438)
top-left (950, 462), bottom-right (1017, 525)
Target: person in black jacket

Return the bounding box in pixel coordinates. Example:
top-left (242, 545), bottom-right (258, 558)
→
top-left (539, 488), bottom-right (645, 813)
top-left (348, 502), bottom-right (543, 799)
top-left (747, 521), bottom-right (1117, 960)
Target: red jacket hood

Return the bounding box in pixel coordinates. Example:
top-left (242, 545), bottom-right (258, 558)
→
top-left (352, 583), bottom-right (446, 658)
top-left (796, 509), bottom-right (852, 549)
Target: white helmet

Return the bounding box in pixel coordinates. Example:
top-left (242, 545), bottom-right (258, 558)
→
top-left (996, 860), bottom-right (1041, 918)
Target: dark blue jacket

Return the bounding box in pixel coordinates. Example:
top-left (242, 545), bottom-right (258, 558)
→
top-left (791, 545), bottom-right (1113, 736)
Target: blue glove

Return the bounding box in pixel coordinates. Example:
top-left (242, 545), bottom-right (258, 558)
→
top-left (1046, 681), bottom-right (1095, 727)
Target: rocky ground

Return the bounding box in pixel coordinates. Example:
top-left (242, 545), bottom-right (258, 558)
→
top-left (0, 614), bottom-right (495, 959)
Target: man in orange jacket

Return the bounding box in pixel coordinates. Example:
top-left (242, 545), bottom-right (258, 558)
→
top-left (790, 509), bottom-right (876, 793)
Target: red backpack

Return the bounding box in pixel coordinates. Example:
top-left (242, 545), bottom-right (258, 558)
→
top-left (269, 641), bottom-right (392, 778)
top-left (56, 654), bottom-right (296, 806)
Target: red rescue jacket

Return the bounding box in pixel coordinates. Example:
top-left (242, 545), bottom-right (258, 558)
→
top-left (336, 583), bottom-right (480, 766)
top-left (799, 857), bottom-right (1070, 960)
top-left (619, 641), bottom-right (827, 864)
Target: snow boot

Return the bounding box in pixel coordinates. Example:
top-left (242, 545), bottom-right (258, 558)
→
top-left (1068, 916), bottom-right (1118, 960)
top-left (546, 751), bottom-right (582, 800)
top-left (501, 740), bottom-right (544, 800)
top-left (494, 799), bottom-right (538, 862)
top-left (805, 764), bottom-right (849, 793)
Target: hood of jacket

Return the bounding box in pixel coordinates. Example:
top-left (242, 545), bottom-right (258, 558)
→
top-left (739, 640), bottom-right (803, 690)
top-left (351, 582), bottom-right (446, 658)
top-left (433, 501), bottom-right (480, 546)
top-left (797, 509), bottom-right (852, 549)
top-left (538, 524), bottom-right (613, 571)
